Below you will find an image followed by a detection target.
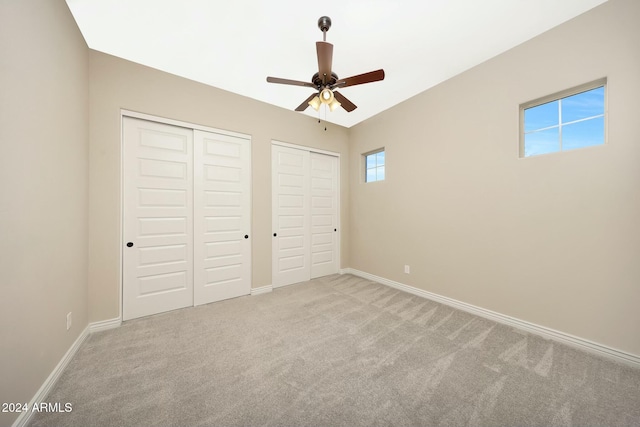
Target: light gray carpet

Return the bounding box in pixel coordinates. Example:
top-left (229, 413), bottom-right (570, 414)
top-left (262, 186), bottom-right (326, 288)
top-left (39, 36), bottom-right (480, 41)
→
top-left (30, 274), bottom-right (640, 427)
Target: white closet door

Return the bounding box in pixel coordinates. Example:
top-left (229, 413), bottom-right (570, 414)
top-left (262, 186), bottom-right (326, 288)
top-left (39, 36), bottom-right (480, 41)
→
top-left (123, 117), bottom-right (194, 321)
top-left (272, 145), bottom-right (310, 287)
top-left (310, 153), bottom-right (339, 278)
top-left (194, 130), bottom-right (251, 305)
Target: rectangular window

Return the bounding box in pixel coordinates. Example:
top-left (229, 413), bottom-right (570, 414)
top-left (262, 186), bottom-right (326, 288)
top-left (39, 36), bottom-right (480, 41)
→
top-left (364, 149), bottom-right (385, 182)
top-left (520, 79), bottom-right (606, 157)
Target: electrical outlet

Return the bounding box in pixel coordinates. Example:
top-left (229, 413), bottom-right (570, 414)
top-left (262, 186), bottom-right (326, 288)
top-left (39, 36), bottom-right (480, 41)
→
top-left (404, 265), bottom-right (410, 274)
top-left (66, 312), bottom-right (72, 331)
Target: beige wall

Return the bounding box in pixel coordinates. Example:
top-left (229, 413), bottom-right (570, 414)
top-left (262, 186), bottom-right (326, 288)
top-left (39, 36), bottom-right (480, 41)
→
top-left (88, 51), bottom-right (350, 322)
top-left (0, 1), bottom-right (89, 425)
top-left (349, 0), bottom-right (640, 356)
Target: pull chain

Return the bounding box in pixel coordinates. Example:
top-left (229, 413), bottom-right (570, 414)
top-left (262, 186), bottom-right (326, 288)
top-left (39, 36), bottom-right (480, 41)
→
top-left (317, 105), bottom-right (327, 131)
top-left (324, 105), bottom-right (327, 131)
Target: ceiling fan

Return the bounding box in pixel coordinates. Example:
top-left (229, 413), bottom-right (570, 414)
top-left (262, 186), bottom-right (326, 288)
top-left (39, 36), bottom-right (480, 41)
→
top-left (266, 16), bottom-right (385, 113)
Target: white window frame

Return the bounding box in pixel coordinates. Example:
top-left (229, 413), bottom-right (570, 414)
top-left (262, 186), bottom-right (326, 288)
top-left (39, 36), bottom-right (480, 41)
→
top-left (363, 148), bottom-right (385, 183)
top-left (519, 78), bottom-right (607, 158)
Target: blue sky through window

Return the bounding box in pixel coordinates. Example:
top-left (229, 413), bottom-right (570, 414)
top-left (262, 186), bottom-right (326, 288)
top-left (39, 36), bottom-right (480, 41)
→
top-left (562, 86), bottom-right (605, 122)
top-left (525, 128), bottom-right (559, 157)
top-left (523, 85), bottom-right (605, 157)
top-left (563, 116), bottom-right (605, 151)
top-left (524, 100), bottom-right (558, 132)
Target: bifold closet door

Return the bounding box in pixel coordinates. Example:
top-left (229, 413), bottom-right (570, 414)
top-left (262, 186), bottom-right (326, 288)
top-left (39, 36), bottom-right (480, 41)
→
top-left (123, 117), bottom-right (194, 321)
top-left (272, 144), bottom-right (339, 288)
top-left (193, 130), bottom-right (251, 305)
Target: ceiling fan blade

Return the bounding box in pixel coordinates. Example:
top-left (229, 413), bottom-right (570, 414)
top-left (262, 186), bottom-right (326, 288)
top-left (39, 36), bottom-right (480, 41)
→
top-left (295, 93), bottom-right (319, 112)
top-left (267, 76), bottom-right (315, 88)
top-left (333, 91), bottom-right (357, 112)
top-left (316, 41), bottom-right (333, 84)
top-left (333, 69), bottom-right (385, 88)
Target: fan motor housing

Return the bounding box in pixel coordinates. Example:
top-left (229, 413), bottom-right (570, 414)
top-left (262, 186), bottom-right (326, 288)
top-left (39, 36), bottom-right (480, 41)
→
top-left (312, 71), bottom-right (338, 88)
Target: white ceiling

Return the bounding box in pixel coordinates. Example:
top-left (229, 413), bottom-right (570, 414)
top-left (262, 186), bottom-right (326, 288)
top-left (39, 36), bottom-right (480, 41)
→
top-left (66, 0), bottom-right (607, 128)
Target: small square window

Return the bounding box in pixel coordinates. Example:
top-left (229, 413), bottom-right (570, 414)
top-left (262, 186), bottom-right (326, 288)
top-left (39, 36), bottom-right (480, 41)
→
top-left (520, 79), bottom-right (606, 158)
top-left (364, 149), bottom-right (385, 183)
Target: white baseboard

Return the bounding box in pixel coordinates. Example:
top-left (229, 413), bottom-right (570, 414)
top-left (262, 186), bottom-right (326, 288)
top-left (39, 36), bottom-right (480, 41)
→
top-left (88, 317), bottom-right (122, 333)
top-left (251, 285), bottom-right (273, 296)
top-left (11, 326), bottom-right (90, 427)
top-left (342, 268), bottom-right (640, 368)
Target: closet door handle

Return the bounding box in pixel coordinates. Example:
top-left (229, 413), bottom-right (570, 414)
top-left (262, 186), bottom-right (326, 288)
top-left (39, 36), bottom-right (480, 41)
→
top-left (244, 235), bottom-right (249, 239)
top-left (126, 242), bottom-right (134, 248)
top-left (273, 233), bottom-right (277, 237)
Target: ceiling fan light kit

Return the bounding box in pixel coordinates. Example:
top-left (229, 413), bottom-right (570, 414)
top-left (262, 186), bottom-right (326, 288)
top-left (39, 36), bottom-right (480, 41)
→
top-left (266, 16), bottom-right (385, 114)
top-left (311, 87), bottom-right (341, 111)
